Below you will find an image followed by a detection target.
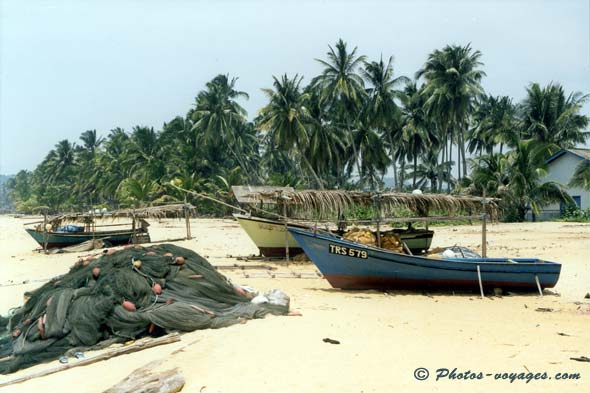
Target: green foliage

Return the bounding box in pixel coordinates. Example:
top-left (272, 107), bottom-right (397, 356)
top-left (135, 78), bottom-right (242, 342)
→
top-left (558, 205), bottom-right (590, 222)
top-left (5, 41), bottom-right (589, 220)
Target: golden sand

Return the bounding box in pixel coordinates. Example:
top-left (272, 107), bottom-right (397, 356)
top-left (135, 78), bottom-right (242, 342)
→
top-left (0, 216), bottom-right (589, 392)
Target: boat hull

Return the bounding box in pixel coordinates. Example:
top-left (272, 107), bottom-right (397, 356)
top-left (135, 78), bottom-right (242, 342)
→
top-left (25, 228), bottom-right (143, 248)
top-left (233, 214), bottom-right (304, 257)
top-left (288, 228), bottom-right (561, 291)
top-left (234, 214), bottom-right (433, 256)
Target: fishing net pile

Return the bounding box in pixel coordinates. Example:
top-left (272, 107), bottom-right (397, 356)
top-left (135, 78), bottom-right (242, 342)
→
top-left (0, 244), bottom-right (289, 374)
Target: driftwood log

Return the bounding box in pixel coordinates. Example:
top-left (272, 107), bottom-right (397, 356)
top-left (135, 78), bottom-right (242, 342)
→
top-left (103, 359), bottom-right (185, 393)
top-left (0, 333), bottom-right (181, 388)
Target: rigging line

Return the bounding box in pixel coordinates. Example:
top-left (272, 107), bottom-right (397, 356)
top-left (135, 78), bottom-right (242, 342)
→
top-left (168, 183), bottom-right (248, 213)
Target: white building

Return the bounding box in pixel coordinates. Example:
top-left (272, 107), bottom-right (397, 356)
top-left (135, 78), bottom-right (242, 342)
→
top-left (536, 148), bottom-right (590, 220)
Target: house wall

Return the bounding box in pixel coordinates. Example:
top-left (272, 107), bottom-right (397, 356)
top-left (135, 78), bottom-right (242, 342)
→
top-left (537, 153), bottom-right (590, 220)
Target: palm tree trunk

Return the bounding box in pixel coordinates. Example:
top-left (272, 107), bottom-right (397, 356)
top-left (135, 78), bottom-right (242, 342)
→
top-left (299, 148), bottom-right (324, 190)
top-left (388, 134), bottom-right (398, 190)
top-left (413, 154), bottom-right (417, 188)
top-left (447, 138), bottom-right (453, 192)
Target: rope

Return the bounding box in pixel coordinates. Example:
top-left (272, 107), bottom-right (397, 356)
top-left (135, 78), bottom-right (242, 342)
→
top-left (168, 184), bottom-right (248, 213)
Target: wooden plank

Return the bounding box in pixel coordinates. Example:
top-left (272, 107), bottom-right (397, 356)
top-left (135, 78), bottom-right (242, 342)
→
top-left (0, 333), bottom-right (181, 388)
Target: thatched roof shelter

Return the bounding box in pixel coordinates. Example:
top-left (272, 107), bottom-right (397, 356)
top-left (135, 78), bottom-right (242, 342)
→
top-left (240, 189), bottom-right (499, 219)
top-left (40, 203), bottom-right (195, 226)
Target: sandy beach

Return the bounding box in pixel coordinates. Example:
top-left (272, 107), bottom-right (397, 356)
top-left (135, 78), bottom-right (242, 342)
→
top-left (1, 215), bottom-right (589, 392)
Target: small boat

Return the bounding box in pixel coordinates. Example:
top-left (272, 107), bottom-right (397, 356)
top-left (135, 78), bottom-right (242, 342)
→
top-left (234, 214), bottom-right (434, 257)
top-left (288, 228), bottom-right (561, 291)
top-left (25, 227), bottom-right (147, 249)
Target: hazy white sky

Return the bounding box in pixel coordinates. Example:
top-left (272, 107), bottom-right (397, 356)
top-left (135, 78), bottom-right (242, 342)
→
top-left (1, 0), bottom-right (589, 174)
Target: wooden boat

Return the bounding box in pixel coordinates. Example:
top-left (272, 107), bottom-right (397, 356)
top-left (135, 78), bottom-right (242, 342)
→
top-left (233, 214), bottom-right (304, 257)
top-left (234, 214), bottom-right (434, 257)
top-left (25, 227), bottom-right (147, 249)
top-left (288, 228), bottom-right (561, 291)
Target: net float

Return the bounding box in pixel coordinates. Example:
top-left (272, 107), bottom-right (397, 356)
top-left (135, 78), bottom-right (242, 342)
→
top-left (152, 283), bottom-right (162, 295)
top-left (12, 328), bottom-right (21, 338)
top-left (175, 256), bottom-right (185, 265)
top-left (45, 296), bottom-right (53, 307)
top-left (132, 260), bottom-right (142, 268)
top-left (163, 252), bottom-right (173, 257)
top-left (148, 323), bottom-right (155, 334)
top-left (122, 300), bottom-right (136, 311)
top-left (145, 251), bottom-right (156, 256)
top-left (82, 260), bottom-right (90, 266)
top-left (92, 267), bottom-right (100, 278)
top-left (22, 318), bottom-right (31, 326)
top-left (38, 316), bottom-right (45, 339)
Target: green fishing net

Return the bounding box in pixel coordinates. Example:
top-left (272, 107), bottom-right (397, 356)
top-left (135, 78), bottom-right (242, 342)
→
top-left (0, 244), bottom-right (289, 374)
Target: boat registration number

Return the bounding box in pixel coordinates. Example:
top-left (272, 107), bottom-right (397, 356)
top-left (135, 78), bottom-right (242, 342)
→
top-left (329, 244), bottom-right (368, 259)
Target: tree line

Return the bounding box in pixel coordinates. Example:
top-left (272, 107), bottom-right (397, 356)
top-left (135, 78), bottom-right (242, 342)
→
top-left (7, 40), bottom-right (590, 221)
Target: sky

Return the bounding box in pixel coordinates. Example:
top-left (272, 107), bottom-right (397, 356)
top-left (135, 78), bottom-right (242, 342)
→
top-left (0, 0), bottom-right (589, 175)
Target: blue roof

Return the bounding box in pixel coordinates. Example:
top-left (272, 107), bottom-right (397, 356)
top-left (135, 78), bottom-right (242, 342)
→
top-left (546, 148), bottom-right (590, 164)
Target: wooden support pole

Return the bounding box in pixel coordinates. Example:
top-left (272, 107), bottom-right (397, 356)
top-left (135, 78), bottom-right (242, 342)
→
top-left (481, 192), bottom-right (488, 258)
top-left (184, 205), bottom-right (192, 240)
top-left (283, 201), bottom-right (289, 263)
top-left (0, 333), bottom-right (181, 389)
top-left (477, 265), bottom-right (484, 299)
top-left (535, 274), bottom-right (543, 297)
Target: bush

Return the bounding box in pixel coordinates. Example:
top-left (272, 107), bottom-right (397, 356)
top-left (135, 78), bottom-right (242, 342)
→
top-left (559, 206), bottom-right (590, 222)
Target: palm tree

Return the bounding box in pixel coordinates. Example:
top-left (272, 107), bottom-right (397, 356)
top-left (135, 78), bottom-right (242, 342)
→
top-left (520, 82), bottom-right (589, 148)
top-left (417, 44), bottom-right (486, 181)
top-left (469, 153), bottom-right (510, 196)
top-left (569, 160), bottom-right (590, 190)
top-left (351, 119), bottom-right (390, 189)
top-left (470, 95), bottom-right (518, 155)
top-left (191, 74), bottom-right (254, 180)
top-left (257, 74), bottom-right (323, 188)
top-left (44, 139), bottom-right (77, 183)
top-left (506, 140), bottom-right (572, 221)
top-left (312, 39), bottom-right (367, 176)
top-left (407, 150), bottom-right (453, 192)
top-left (361, 56), bottom-right (408, 189)
top-left (304, 85), bottom-right (347, 187)
top-left (400, 82), bottom-right (438, 189)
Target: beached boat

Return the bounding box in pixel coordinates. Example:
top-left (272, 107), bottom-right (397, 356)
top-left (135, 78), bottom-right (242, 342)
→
top-left (233, 214), bottom-right (304, 257)
top-left (24, 226), bottom-right (146, 248)
top-left (288, 228), bottom-right (561, 291)
top-left (24, 203), bottom-right (195, 250)
top-left (234, 213), bottom-right (434, 257)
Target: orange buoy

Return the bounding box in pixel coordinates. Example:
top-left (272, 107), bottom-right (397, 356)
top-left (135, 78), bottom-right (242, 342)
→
top-left (148, 323), bottom-right (155, 334)
top-left (152, 283), bottom-right (162, 295)
top-left (122, 300), bottom-right (136, 312)
top-left (12, 329), bottom-right (21, 338)
top-left (22, 318), bottom-right (31, 326)
top-left (38, 316), bottom-right (45, 339)
top-left (175, 256), bottom-right (185, 265)
top-left (92, 267), bottom-right (100, 279)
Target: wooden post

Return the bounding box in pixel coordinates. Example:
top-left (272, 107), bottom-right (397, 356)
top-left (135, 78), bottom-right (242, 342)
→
top-left (43, 211), bottom-right (48, 253)
top-left (0, 333), bottom-right (181, 389)
top-left (373, 193), bottom-right (381, 248)
top-left (184, 204), bottom-right (192, 240)
top-left (534, 274), bottom-right (543, 297)
top-left (481, 192), bottom-right (487, 258)
top-left (477, 265), bottom-right (484, 299)
top-left (283, 200), bottom-right (289, 263)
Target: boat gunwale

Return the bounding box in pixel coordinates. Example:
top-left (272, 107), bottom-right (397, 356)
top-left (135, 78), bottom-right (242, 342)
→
top-left (288, 227), bottom-right (561, 269)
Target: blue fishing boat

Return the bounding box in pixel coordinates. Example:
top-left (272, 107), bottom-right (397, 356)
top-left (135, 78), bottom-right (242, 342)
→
top-left (24, 227), bottom-right (144, 248)
top-left (288, 228), bottom-right (561, 291)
